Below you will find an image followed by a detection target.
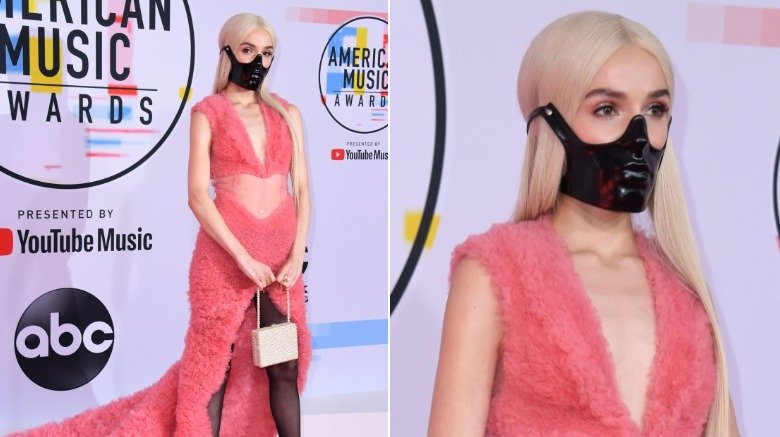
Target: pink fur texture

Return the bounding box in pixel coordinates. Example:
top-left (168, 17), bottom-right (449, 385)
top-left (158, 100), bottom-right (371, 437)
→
top-left (200, 92), bottom-right (292, 180)
top-left (11, 93), bottom-right (311, 437)
top-left (450, 214), bottom-right (716, 436)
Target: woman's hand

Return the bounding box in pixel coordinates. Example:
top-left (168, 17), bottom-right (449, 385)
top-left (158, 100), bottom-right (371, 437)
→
top-left (236, 253), bottom-right (276, 290)
top-left (276, 253), bottom-right (304, 290)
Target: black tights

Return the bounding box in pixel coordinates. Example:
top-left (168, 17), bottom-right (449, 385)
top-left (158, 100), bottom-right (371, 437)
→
top-left (207, 291), bottom-right (300, 437)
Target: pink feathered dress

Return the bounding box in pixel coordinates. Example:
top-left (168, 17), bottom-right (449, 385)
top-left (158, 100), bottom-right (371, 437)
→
top-left (12, 91), bottom-right (312, 436)
top-left (450, 214), bottom-right (717, 436)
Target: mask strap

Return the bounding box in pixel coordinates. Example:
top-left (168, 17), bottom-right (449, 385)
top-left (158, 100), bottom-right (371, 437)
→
top-left (525, 102), bottom-right (575, 145)
top-left (221, 45), bottom-right (237, 61)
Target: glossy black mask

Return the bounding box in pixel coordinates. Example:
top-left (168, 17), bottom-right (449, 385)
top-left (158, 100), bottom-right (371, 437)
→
top-left (526, 102), bottom-right (669, 213)
top-left (221, 45), bottom-right (272, 91)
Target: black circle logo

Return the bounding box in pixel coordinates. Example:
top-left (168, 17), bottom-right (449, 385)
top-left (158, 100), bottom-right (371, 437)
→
top-left (318, 16), bottom-right (388, 134)
top-left (15, 287), bottom-right (115, 390)
top-left (0, 1), bottom-right (195, 189)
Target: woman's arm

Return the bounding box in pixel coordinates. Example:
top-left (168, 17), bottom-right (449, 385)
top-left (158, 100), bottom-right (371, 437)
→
top-left (188, 111), bottom-right (275, 288)
top-left (276, 104), bottom-right (311, 289)
top-left (428, 258), bottom-right (503, 436)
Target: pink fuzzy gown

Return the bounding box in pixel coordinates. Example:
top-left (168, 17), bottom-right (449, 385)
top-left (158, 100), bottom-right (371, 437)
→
top-left (450, 214), bottom-right (717, 436)
top-left (12, 91), bottom-right (312, 437)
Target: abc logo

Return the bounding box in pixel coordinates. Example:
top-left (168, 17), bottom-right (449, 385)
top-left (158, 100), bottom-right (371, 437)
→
top-left (15, 288), bottom-right (115, 391)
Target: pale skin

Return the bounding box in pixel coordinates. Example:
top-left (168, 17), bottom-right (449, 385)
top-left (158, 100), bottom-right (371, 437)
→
top-left (188, 28), bottom-right (310, 294)
top-left (428, 46), bottom-right (740, 436)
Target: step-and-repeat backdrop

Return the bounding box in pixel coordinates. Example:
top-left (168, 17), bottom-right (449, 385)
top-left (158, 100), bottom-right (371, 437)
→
top-left (0, 1), bottom-right (387, 435)
top-left (391, 1), bottom-right (779, 435)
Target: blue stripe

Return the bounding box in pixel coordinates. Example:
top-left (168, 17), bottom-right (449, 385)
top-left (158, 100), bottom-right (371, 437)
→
top-left (0, 0), bottom-right (23, 12)
top-left (309, 319), bottom-right (387, 349)
top-left (4, 34), bottom-right (23, 74)
top-left (85, 138), bottom-right (122, 147)
top-left (89, 106), bottom-right (133, 121)
top-left (85, 139), bottom-right (148, 148)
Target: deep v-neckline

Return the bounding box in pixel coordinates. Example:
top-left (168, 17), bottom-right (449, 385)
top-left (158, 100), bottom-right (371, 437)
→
top-left (222, 91), bottom-right (268, 171)
top-left (542, 216), bottom-right (662, 435)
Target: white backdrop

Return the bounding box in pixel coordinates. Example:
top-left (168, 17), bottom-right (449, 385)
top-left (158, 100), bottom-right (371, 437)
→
top-left (391, 0), bottom-right (780, 435)
top-left (1, 1), bottom-right (388, 435)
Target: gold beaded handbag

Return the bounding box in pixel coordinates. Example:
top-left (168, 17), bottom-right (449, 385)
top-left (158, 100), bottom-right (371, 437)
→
top-left (251, 287), bottom-right (299, 368)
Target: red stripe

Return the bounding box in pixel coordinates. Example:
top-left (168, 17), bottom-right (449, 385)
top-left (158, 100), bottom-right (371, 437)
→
top-left (286, 7), bottom-right (387, 24)
top-left (108, 84), bottom-right (138, 96)
top-left (86, 152), bottom-right (127, 158)
top-left (86, 127), bottom-right (157, 133)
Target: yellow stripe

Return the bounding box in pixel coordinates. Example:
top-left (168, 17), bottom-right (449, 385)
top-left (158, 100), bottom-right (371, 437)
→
top-left (179, 86), bottom-right (191, 102)
top-left (403, 210), bottom-right (441, 249)
top-left (354, 27), bottom-right (368, 96)
top-left (30, 36), bottom-right (63, 94)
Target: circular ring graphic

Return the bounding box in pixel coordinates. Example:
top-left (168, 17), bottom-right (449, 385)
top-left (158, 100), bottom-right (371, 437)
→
top-left (774, 138), bottom-right (779, 243)
top-left (0, 1), bottom-right (195, 190)
top-left (390, 0), bottom-right (446, 314)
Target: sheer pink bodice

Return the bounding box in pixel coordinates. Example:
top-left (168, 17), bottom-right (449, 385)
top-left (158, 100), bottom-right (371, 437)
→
top-left (212, 174), bottom-right (288, 219)
top-left (190, 91), bottom-right (294, 220)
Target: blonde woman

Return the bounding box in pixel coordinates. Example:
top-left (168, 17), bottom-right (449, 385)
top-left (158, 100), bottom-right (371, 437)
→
top-left (12, 13), bottom-right (311, 437)
top-left (429, 11), bottom-right (739, 436)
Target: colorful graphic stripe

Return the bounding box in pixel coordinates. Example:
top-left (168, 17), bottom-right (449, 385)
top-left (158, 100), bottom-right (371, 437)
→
top-left (688, 3), bottom-right (780, 47)
top-left (285, 7), bottom-right (387, 24)
top-left (404, 210), bottom-right (441, 249)
top-left (85, 138), bottom-right (146, 147)
top-left (4, 34), bottom-right (24, 74)
top-left (325, 26), bottom-right (356, 96)
top-left (85, 151), bottom-right (127, 158)
top-left (30, 37), bottom-right (62, 93)
top-left (86, 127), bottom-right (158, 134)
top-left (309, 319), bottom-right (387, 349)
top-left (7, 0), bottom-right (37, 12)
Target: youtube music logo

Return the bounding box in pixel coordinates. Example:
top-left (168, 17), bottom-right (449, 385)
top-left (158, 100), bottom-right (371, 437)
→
top-left (330, 148), bottom-right (388, 161)
top-left (0, 228), bottom-right (12, 256)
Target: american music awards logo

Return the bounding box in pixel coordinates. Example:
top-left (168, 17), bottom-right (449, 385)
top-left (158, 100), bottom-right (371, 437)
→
top-left (318, 16), bottom-right (388, 134)
top-left (0, 0), bottom-right (194, 188)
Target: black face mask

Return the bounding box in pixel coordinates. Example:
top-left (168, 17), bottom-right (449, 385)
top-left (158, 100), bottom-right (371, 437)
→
top-left (221, 45), bottom-right (273, 91)
top-left (526, 102), bottom-right (669, 213)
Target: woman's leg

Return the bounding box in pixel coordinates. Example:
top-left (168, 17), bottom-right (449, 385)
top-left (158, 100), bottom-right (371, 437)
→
top-left (256, 292), bottom-right (300, 437)
top-left (207, 344), bottom-right (233, 436)
top-left (174, 289), bottom-right (246, 436)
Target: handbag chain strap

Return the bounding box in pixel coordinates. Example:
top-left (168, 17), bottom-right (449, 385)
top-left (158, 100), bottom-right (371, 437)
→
top-left (256, 284), bottom-right (292, 330)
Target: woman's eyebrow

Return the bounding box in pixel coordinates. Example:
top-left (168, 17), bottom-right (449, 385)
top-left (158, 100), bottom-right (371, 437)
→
top-left (583, 88), bottom-right (625, 99)
top-left (648, 88), bottom-right (670, 99)
top-left (240, 42), bottom-right (274, 50)
top-left (583, 88), bottom-right (670, 99)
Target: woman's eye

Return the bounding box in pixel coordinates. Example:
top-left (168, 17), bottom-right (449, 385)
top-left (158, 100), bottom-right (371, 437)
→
top-left (263, 51), bottom-right (273, 58)
top-left (646, 103), bottom-right (669, 117)
top-left (594, 105), bottom-right (616, 117)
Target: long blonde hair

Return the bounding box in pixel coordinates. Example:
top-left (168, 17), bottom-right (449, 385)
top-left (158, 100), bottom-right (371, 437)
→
top-left (212, 13), bottom-right (303, 206)
top-left (514, 11), bottom-right (732, 435)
